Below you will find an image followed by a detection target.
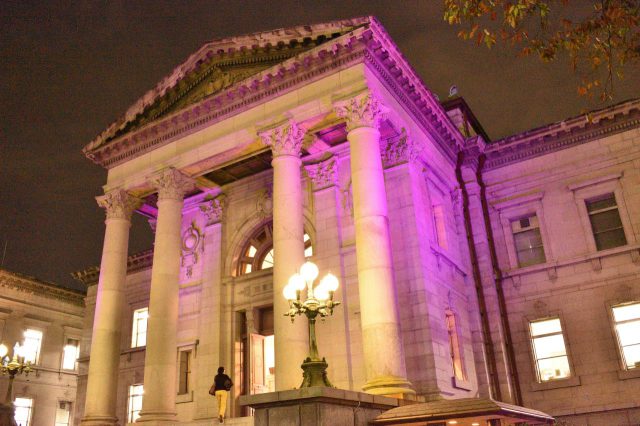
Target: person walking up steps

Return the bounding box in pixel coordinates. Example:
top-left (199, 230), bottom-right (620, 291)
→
top-left (210, 366), bottom-right (233, 423)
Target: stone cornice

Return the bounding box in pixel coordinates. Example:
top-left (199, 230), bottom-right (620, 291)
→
top-left (0, 269), bottom-right (85, 307)
top-left (485, 98), bottom-right (640, 170)
top-left (83, 17), bottom-right (463, 169)
top-left (72, 249), bottom-right (155, 288)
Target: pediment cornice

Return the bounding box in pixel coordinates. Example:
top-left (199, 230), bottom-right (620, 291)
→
top-left (84, 17), bottom-right (464, 169)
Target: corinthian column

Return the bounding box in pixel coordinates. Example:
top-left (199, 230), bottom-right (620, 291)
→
top-left (82, 189), bottom-right (141, 426)
top-left (137, 168), bottom-right (195, 424)
top-left (334, 92), bottom-right (414, 396)
top-left (259, 121), bottom-right (308, 390)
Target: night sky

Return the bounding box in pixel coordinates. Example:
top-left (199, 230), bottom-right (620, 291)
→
top-left (2, 1), bottom-right (639, 291)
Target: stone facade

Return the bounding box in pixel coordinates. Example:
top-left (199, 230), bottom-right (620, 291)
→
top-left (74, 16), bottom-right (640, 426)
top-left (0, 268), bottom-right (85, 426)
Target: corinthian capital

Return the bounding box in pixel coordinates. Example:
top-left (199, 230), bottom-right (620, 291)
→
top-left (305, 157), bottom-right (338, 191)
top-left (96, 189), bottom-right (142, 220)
top-left (334, 92), bottom-right (385, 132)
top-left (259, 121), bottom-right (305, 158)
top-left (381, 129), bottom-right (422, 168)
top-left (199, 194), bottom-right (227, 225)
top-left (151, 168), bottom-right (196, 201)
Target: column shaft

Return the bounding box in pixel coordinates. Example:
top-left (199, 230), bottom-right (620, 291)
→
top-left (261, 122), bottom-right (308, 391)
top-left (138, 169), bottom-right (194, 423)
top-left (82, 190), bottom-right (139, 426)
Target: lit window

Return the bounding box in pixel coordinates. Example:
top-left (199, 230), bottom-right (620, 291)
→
top-left (62, 338), bottom-right (79, 370)
top-left (14, 397), bottom-right (33, 426)
top-left (612, 302), bottom-right (640, 370)
top-left (433, 205), bottom-right (448, 249)
top-left (238, 222), bottom-right (313, 275)
top-left (22, 329), bottom-right (43, 364)
top-left (127, 384), bottom-right (144, 423)
top-left (178, 350), bottom-right (191, 395)
top-left (511, 215), bottom-right (546, 267)
top-left (586, 194), bottom-right (627, 250)
top-left (530, 318), bottom-right (571, 382)
top-left (131, 308), bottom-right (148, 348)
top-left (55, 401), bottom-right (72, 426)
top-left (445, 309), bottom-right (465, 381)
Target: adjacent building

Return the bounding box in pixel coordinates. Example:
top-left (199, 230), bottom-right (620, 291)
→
top-left (0, 269), bottom-right (85, 426)
top-left (72, 17), bottom-right (640, 426)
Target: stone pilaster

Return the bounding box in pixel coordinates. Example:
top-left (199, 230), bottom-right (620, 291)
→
top-left (259, 121), bottom-right (308, 391)
top-left (82, 189), bottom-right (141, 426)
top-left (334, 92), bottom-right (414, 396)
top-left (137, 168), bottom-right (195, 424)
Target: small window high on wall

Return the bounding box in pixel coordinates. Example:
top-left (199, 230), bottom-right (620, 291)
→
top-left (445, 309), bottom-right (466, 381)
top-left (131, 308), bottom-right (148, 348)
top-left (612, 302), bottom-right (640, 370)
top-left (586, 193), bottom-right (627, 250)
top-left (511, 215), bottom-right (546, 267)
top-left (529, 318), bottom-right (571, 382)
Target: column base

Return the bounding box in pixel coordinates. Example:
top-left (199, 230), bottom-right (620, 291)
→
top-left (80, 414), bottom-right (119, 426)
top-left (362, 375), bottom-right (415, 398)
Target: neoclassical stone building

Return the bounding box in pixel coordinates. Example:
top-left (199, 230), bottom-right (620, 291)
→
top-left (74, 17), bottom-right (640, 426)
top-left (0, 269), bottom-right (85, 426)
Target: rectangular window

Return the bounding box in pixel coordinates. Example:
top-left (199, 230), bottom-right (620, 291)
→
top-left (612, 302), bottom-right (640, 370)
top-left (511, 215), bottom-right (546, 267)
top-left (14, 397), bottom-right (33, 426)
top-left (61, 338), bottom-right (80, 370)
top-left (445, 309), bottom-right (466, 381)
top-left (530, 318), bottom-right (571, 382)
top-left (433, 205), bottom-right (448, 250)
top-left (22, 329), bottom-right (43, 364)
top-left (131, 308), bottom-right (149, 348)
top-left (55, 401), bottom-right (72, 426)
top-left (178, 350), bottom-right (191, 395)
top-left (586, 194), bottom-right (627, 250)
top-left (127, 384), bottom-right (144, 423)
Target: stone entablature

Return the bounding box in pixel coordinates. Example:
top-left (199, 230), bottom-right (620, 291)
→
top-left (484, 98), bottom-right (640, 169)
top-left (83, 16), bottom-right (461, 170)
top-left (0, 269), bottom-right (85, 306)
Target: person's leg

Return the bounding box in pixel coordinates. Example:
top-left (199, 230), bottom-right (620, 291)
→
top-left (220, 390), bottom-right (228, 419)
top-left (215, 390), bottom-right (224, 421)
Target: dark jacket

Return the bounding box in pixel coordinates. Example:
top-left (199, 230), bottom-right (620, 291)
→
top-left (214, 373), bottom-right (233, 391)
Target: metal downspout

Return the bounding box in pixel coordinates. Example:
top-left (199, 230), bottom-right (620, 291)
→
top-left (455, 151), bottom-right (501, 401)
top-left (476, 154), bottom-right (523, 406)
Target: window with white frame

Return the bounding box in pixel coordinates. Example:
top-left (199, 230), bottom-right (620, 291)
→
top-left (22, 329), bottom-right (43, 364)
top-left (131, 308), bottom-right (148, 348)
top-left (61, 338), bottom-right (79, 370)
top-left (530, 318), bottom-right (571, 382)
top-left (14, 397), bottom-right (33, 426)
top-left (612, 302), bottom-right (640, 370)
top-left (127, 384), bottom-right (144, 423)
top-left (445, 309), bottom-right (465, 381)
top-left (586, 193), bottom-right (627, 251)
top-left (511, 215), bottom-right (546, 267)
top-left (55, 401), bottom-right (72, 426)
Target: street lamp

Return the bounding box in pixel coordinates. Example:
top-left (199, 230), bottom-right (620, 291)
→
top-left (0, 342), bottom-right (33, 424)
top-left (283, 261), bottom-right (340, 388)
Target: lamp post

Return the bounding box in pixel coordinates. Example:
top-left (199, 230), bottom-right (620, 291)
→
top-left (283, 261), bottom-right (340, 388)
top-left (0, 342), bottom-right (33, 426)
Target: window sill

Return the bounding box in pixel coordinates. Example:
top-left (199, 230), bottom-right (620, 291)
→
top-left (176, 391), bottom-right (193, 404)
top-left (452, 377), bottom-right (473, 391)
top-left (618, 368), bottom-right (640, 380)
top-left (530, 375), bottom-right (581, 391)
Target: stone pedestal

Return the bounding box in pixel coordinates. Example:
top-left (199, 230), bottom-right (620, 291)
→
top-left (239, 387), bottom-right (405, 426)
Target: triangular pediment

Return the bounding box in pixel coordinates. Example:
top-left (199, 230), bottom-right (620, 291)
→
top-left (92, 17), bottom-right (371, 147)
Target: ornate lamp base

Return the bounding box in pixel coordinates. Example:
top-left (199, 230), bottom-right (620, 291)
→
top-left (300, 357), bottom-right (334, 388)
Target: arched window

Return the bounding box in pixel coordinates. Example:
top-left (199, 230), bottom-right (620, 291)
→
top-left (238, 222), bottom-right (312, 275)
